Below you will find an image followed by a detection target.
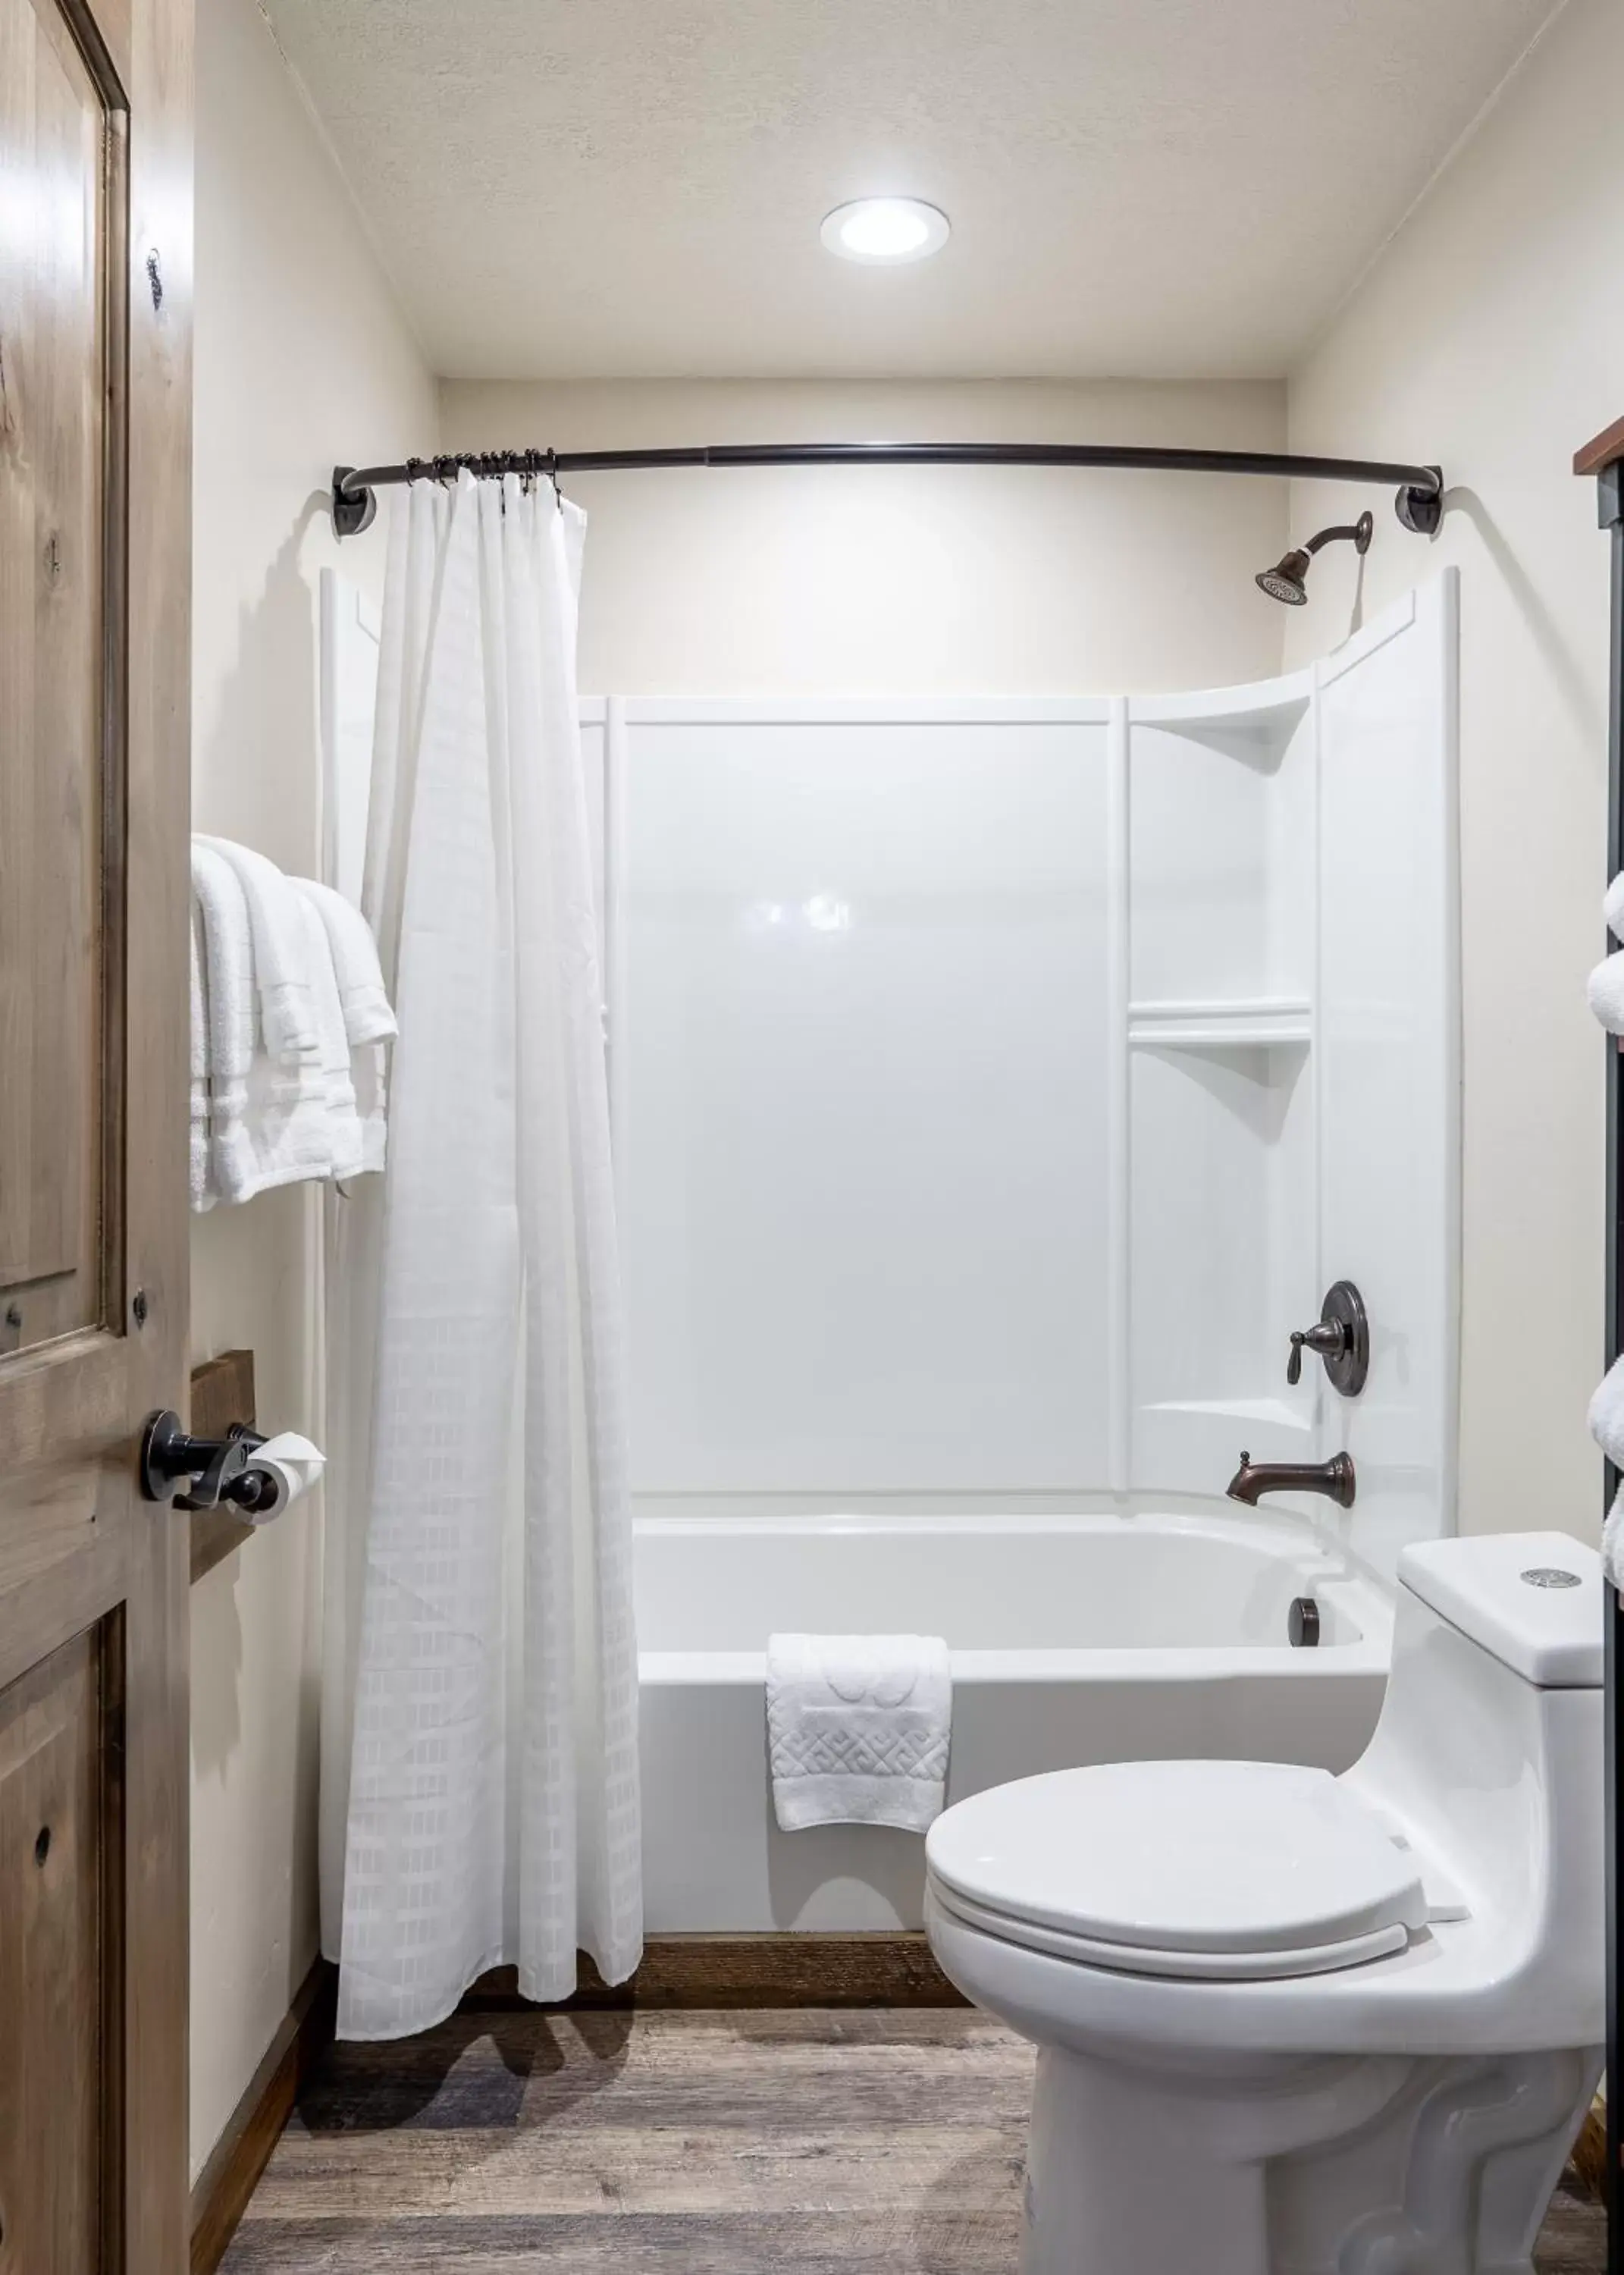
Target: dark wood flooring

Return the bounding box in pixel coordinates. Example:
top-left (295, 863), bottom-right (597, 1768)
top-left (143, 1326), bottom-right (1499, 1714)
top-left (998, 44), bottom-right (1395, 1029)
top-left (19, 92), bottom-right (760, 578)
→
top-left (221, 2006), bottom-right (1607, 2272)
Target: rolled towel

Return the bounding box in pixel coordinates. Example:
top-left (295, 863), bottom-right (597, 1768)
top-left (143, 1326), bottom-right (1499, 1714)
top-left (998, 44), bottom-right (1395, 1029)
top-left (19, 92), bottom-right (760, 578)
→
top-left (1589, 950), bottom-right (1624, 1037)
top-left (1607, 871), bottom-right (1624, 945)
top-left (1589, 1354), bottom-right (1624, 1469)
top-left (287, 877), bottom-right (397, 1045)
top-left (767, 1633), bottom-right (952, 1833)
top-left (195, 835), bottom-right (319, 1059)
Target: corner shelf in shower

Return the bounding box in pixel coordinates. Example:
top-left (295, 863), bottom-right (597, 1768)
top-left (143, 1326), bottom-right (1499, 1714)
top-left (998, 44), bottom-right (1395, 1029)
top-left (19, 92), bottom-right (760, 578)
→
top-left (1127, 999), bottom-right (1313, 1051)
top-left (1127, 672), bottom-right (1314, 751)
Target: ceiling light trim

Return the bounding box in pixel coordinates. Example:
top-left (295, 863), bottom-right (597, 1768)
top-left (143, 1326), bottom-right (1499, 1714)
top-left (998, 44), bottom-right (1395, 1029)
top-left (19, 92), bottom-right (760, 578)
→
top-left (821, 197), bottom-right (952, 265)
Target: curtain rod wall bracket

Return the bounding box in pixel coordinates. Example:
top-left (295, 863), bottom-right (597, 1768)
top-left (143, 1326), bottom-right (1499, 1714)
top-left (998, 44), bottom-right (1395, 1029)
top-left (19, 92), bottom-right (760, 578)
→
top-left (1397, 466), bottom-right (1445, 536)
top-left (331, 466), bottom-right (378, 539)
top-left (330, 447), bottom-right (1446, 542)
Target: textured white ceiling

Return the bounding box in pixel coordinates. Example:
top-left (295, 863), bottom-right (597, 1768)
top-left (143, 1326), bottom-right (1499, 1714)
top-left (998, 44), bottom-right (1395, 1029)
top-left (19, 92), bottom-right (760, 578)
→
top-left (262, 0), bottom-right (1558, 380)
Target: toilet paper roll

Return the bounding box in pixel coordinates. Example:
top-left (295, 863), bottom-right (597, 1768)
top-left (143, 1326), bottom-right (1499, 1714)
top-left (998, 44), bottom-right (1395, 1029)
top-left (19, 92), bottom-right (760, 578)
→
top-left (238, 1430), bottom-right (325, 1525)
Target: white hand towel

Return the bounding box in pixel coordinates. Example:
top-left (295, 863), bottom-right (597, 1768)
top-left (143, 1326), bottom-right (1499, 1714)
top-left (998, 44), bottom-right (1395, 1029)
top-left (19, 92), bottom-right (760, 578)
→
top-left (287, 877), bottom-right (397, 1044)
top-left (192, 842), bottom-right (331, 1201)
top-left (1606, 871), bottom-right (1624, 945)
top-left (766, 1633), bottom-right (952, 1833)
top-left (297, 896), bottom-right (364, 1181)
top-left (195, 835), bottom-right (320, 1059)
top-left (1588, 950), bottom-right (1624, 1037)
top-left (1590, 1354), bottom-right (1624, 1469)
top-left (189, 899), bottom-right (215, 1213)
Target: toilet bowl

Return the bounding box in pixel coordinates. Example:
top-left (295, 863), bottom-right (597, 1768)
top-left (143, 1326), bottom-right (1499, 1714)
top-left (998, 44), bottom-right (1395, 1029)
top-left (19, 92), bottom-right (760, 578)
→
top-left (923, 1530), bottom-right (1605, 2275)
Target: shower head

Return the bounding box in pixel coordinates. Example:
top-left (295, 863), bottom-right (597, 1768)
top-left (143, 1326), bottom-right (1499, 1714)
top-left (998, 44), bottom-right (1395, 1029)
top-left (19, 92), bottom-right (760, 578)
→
top-left (1256, 510), bottom-right (1373, 607)
top-left (1256, 549), bottom-right (1312, 606)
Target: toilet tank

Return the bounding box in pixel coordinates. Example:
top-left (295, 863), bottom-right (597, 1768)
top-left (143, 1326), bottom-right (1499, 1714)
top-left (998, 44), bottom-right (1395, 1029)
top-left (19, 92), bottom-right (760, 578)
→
top-left (1396, 1531), bottom-right (1603, 1689)
top-left (1343, 1530), bottom-right (1604, 1941)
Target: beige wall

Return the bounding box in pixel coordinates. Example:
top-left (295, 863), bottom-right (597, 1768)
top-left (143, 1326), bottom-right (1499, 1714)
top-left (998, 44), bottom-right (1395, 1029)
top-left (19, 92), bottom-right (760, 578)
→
top-left (440, 379), bottom-right (1290, 695)
top-left (188, 0), bottom-right (435, 2179)
top-left (1281, 0), bottom-right (1616, 1546)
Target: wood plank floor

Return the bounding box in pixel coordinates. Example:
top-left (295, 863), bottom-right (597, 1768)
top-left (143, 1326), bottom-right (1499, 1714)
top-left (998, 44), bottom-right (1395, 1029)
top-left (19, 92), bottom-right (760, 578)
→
top-left (221, 2006), bottom-right (1607, 2272)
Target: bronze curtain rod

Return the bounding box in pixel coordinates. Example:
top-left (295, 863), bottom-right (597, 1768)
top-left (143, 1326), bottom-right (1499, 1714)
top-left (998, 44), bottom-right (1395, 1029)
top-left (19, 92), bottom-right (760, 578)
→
top-left (330, 444), bottom-right (1445, 540)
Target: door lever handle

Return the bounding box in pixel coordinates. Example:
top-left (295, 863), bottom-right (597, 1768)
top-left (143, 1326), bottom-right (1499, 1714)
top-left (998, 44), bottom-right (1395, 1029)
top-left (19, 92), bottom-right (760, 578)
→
top-left (139, 1410), bottom-right (272, 1512)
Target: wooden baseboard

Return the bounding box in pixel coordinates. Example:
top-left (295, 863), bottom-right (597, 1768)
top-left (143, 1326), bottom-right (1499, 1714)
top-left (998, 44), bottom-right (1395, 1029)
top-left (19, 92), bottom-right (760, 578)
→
top-left (463, 1931), bottom-right (967, 2012)
top-left (190, 1957), bottom-right (337, 2275)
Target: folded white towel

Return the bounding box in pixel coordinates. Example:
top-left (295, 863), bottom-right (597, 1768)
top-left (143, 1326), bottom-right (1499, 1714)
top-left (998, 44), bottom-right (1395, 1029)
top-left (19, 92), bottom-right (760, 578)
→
top-left (766, 1633), bottom-right (952, 1833)
top-left (195, 835), bottom-right (320, 1059)
top-left (1590, 1354), bottom-right (1624, 1469)
top-left (1588, 951), bottom-right (1624, 1037)
top-left (192, 842), bottom-right (331, 1202)
top-left (287, 877), bottom-right (397, 1045)
top-left (190, 901), bottom-right (215, 1213)
top-left (1606, 871), bottom-right (1624, 945)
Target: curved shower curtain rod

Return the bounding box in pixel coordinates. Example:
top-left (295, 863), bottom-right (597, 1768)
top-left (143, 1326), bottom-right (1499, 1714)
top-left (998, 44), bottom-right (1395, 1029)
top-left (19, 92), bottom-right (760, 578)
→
top-left (329, 443), bottom-right (1445, 541)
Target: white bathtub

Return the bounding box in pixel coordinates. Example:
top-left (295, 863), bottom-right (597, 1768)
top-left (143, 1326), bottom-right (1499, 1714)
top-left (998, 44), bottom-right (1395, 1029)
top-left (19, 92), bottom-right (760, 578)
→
top-left (635, 1508), bottom-right (1394, 1931)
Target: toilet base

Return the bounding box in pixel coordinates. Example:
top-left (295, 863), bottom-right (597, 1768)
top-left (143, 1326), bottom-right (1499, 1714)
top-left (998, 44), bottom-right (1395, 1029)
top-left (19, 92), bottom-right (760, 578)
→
top-left (1019, 2038), bottom-right (1600, 2275)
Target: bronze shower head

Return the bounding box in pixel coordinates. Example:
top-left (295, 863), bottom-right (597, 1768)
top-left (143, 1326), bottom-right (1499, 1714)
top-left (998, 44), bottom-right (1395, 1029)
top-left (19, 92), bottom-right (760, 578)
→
top-left (1256, 510), bottom-right (1373, 606)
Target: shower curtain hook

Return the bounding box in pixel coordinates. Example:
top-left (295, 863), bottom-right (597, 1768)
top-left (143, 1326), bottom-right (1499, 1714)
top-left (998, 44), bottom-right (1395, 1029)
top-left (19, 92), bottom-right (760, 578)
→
top-left (545, 448), bottom-right (563, 510)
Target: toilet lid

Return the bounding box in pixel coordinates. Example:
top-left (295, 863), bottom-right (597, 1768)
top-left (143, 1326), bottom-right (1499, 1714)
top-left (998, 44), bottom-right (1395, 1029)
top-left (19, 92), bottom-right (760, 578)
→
top-left (925, 1761), bottom-right (1430, 1963)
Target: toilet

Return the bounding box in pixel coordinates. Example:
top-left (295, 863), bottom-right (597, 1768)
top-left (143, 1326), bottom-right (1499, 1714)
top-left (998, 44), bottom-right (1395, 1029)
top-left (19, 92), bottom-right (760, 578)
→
top-left (923, 1531), bottom-right (1605, 2275)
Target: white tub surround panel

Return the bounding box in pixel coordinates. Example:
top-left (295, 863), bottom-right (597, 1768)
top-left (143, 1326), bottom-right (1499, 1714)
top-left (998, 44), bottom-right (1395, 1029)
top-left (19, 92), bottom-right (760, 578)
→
top-left (618, 704), bottom-right (1116, 1495)
top-left (614, 577), bottom-right (1459, 1575)
top-left (1317, 580), bottom-right (1462, 1585)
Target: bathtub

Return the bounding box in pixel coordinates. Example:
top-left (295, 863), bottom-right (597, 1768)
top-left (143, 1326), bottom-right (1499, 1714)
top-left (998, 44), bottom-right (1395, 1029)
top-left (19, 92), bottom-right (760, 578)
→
top-left (635, 1508), bottom-right (1394, 1931)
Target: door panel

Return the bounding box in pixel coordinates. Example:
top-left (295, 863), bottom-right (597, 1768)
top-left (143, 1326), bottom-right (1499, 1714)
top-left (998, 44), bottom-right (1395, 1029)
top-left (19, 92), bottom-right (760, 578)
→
top-left (0, 0), bottom-right (108, 1350)
top-left (0, 0), bottom-right (192, 2264)
top-left (0, 1627), bottom-right (108, 2275)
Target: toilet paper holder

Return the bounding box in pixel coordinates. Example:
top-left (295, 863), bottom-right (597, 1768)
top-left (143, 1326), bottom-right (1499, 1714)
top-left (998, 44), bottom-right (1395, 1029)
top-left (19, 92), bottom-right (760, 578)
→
top-left (140, 1409), bottom-right (277, 1514)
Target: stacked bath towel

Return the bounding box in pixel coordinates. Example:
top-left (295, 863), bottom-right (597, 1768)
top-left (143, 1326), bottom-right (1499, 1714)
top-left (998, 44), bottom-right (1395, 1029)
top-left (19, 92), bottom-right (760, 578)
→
top-left (190, 836), bottom-right (397, 1210)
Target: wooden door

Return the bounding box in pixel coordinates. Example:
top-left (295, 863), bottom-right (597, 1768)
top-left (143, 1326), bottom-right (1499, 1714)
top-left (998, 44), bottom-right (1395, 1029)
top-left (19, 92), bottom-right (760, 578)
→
top-left (0, 0), bottom-right (192, 2266)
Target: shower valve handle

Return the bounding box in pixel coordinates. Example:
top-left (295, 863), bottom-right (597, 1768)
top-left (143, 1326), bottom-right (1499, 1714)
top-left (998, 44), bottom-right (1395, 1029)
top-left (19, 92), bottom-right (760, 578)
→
top-left (1287, 1322), bottom-right (1348, 1386)
top-left (1285, 1281), bottom-right (1371, 1397)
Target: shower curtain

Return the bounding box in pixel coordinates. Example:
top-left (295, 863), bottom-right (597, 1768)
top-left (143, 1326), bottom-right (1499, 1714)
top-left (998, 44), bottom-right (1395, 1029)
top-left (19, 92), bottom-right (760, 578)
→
top-left (319, 469), bottom-right (641, 2039)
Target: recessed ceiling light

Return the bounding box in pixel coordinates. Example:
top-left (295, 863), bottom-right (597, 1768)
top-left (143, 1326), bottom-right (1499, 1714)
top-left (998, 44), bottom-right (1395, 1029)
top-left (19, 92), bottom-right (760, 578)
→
top-left (821, 198), bottom-right (950, 265)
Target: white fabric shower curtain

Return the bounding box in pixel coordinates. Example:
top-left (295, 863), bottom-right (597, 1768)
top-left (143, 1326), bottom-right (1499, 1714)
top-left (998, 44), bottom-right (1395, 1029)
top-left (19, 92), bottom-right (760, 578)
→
top-left (318, 469), bottom-right (641, 2039)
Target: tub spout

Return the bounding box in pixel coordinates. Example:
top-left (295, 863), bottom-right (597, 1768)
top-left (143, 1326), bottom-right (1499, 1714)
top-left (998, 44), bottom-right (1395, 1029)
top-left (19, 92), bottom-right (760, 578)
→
top-left (1225, 1449), bottom-right (1356, 1509)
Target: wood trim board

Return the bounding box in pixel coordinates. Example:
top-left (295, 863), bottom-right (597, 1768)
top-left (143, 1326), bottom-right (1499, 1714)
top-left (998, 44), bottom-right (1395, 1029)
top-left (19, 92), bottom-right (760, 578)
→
top-left (1575, 415), bottom-right (1624, 476)
top-left (464, 1932), bottom-right (967, 2012)
top-left (186, 1348), bottom-right (256, 1584)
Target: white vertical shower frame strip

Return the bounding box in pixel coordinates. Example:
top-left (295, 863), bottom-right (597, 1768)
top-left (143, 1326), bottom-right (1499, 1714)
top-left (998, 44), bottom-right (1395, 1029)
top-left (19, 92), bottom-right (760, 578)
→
top-left (1106, 697), bottom-right (1131, 1495)
top-left (604, 695), bottom-right (630, 1222)
top-left (1309, 673), bottom-right (1327, 1462)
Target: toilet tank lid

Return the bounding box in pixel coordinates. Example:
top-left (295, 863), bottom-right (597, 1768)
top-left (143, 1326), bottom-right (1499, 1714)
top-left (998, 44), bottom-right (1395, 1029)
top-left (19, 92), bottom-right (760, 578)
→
top-left (1397, 1532), bottom-right (1603, 1687)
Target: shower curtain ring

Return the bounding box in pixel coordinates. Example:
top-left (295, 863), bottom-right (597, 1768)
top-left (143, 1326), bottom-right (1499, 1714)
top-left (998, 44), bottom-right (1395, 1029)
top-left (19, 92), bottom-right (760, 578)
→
top-left (545, 449), bottom-right (562, 508)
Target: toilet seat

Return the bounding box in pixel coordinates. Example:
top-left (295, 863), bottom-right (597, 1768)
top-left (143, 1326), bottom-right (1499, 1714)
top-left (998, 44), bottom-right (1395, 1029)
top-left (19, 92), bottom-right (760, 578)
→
top-left (924, 1759), bottom-right (1433, 1983)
